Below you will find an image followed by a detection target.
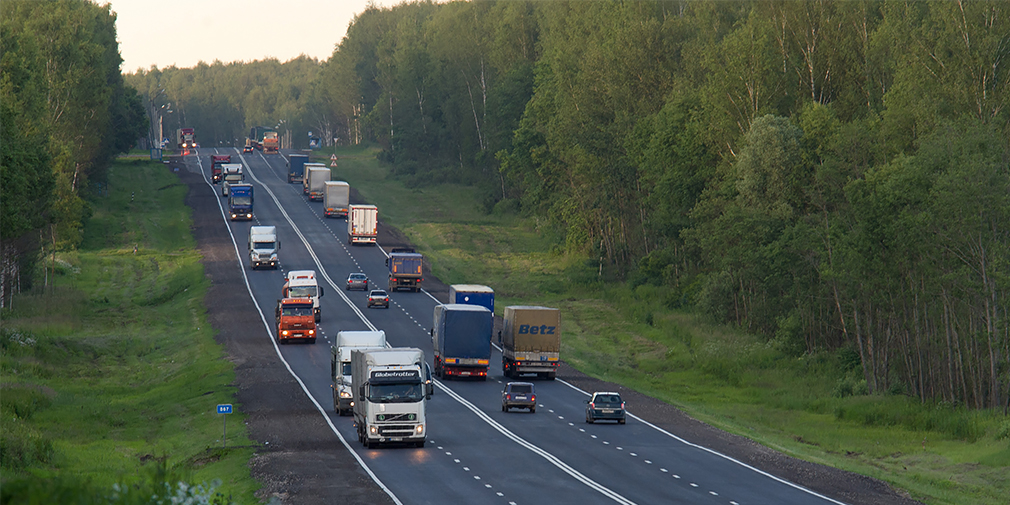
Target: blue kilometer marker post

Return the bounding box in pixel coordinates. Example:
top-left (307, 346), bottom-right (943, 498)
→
top-left (217, 404), bottom-right (233, 447)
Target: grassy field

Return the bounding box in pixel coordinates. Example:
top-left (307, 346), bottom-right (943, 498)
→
top-left (317, 145), bottom-right (1009, 505)
top-left (1, 159), bottom-right (259, 503)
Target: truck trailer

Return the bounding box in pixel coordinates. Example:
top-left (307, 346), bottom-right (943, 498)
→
top-left (221, 164), bottom-right (244, 197)
top-left (347, 204), bottom-right (378, 245)
top-left (387, 248), bottom-right (423, 292)
top-left (323, 181), bottom-right (350, 218)
top-left (448, 285), bottom-right (494, 314)
top-left (248, 226), bottom-right (279, 269)
top-left (302, 163), bottom-right (325, 194)
top-left (501, 306), bottom-right (561, 380)
top-left (331, 331), bottom-right (386, 416)
top-left (282, 270), bottom-right (324, 322)
top-left (431, 304), bottom-right (493, 380)
top-left (351, 348), bottom-right (428, 448)
top-left (287, 154), bottom-right (308, 183)
top-left (228, 184), bottom-right (253, 220)
top-left (307, 166), bottom-right (330, 201)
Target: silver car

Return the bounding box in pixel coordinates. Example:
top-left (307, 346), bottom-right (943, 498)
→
top-left (346, 272), bottom-right (369, 291)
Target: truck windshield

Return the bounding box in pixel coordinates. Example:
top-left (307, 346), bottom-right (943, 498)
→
top-left (281, 306), bottom-right (312, 316)
top-left (231, 196), bottom-right (252, 206)
top-left (368, 383), bottom-right (424, 403)
top-left (287, 286), bottom-right (317, 297)
top-left (252, 241), bottom-right (275, 250)
top-left (225, 175), bottom-right (242, 182)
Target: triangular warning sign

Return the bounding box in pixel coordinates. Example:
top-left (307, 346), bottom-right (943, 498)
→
top-left (330, 160), bottom-right (338, 167)
top-left (330, 154), bottom-right (338, 160)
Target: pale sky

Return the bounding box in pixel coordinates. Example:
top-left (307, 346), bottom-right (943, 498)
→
top-left (108, 0), bottom-right (405, 73)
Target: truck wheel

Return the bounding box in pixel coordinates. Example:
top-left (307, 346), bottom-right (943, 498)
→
top-left (530, 407), bottom-right (536, 413)
top-left (547, 372), bottom-right (557, 380)
top-left (501, 404), bottom-right (505, 412)
top-left (415, 440), bottom-right (425, 448)
top-left (333, 392), bottom-right (339, 414)
top-left (309, 338), bottom-right (316, 344)
top-left (586, 415), bottom-right (593, 424)
top-left (618, 418), bottom-right (626, 425)
top-left (315, 314), bottom-right (321, 323)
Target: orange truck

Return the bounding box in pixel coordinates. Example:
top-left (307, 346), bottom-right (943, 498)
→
top-left (275, 297), bottom-right (317, 344)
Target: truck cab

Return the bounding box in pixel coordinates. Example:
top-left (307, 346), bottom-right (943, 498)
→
top-left (275, 297), bottom-right (316, 344)
top-left (386, 248), bottom-right (423, 292)
top-left (228, 184), bottom-right (253, 220)
top-left (221, 164), bottom-right (244, 197)
top-left (248, 226), bottom-right (279, 269)
top-left (331, 331), bottom-right (387, 416)
top-left (210, 155), bottom-right (231, 183)
top-left (282, 270), bottom-right (323, 322)
top-left (351, 348), bottom-right (429, 448)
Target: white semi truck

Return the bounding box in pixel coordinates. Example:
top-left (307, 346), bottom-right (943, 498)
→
top-left (351, 348), bottom-right (428, 448)
top-left (282, 270), bottom-right (324, 322)
top-left (347, 204), bottom-right (378, 244)
top-left (307, 166), bottom-right (330, 201)
top-left (331, 331), bottom-right (386, 416)
top-left (248, 226), bottom-right (279, 269)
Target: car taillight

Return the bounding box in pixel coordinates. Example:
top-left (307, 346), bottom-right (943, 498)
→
top-left (621, 402), bottom-right (625, 409)
top-left (531, 395), bottom-right (536, 402)
top-left (506, 394), bottom-right (511, 400)
top-left (589, 402), bottom-right (595, 409)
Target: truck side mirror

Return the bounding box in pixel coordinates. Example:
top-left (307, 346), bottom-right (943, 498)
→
top-left (358, 385), bottom-right (365, 402)
top-left (385, 258), bottom-right (389, 266)
top-left (319, 286), bottom-right (324, 297)
top-left (330, 358), bottom-right (336, 378)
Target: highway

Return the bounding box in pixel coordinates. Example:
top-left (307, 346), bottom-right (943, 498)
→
top-left (181, 148), bottom-right (847, 505)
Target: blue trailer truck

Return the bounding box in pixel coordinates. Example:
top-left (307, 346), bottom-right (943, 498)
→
top-left (387, 248), bottom-right (423, 292)
top-left (431, 304), bottom-right (493, 380)
top-left (448, 285), bottom-right (494, 314)
top-left (228, 184), bottom-right (253, 220)
top-left (287, 153), bottom-right (308, 184)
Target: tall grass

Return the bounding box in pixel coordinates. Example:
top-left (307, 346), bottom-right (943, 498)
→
top-left (1, 159), bottom-right (258, 503)
top-left (324, 145), bottom-right (1010, 505)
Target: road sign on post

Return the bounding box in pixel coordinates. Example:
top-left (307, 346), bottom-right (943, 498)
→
top-left (217, 404), bottom-right (232, 447)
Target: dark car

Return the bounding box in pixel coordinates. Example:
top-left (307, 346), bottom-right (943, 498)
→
top-left (346, 272), bottom-right (369, 291)
top-left (242, 145), bottom-right (254, 153)
top-left (502, 382), bottom-right (536, 413)
top-left (586, 392), bottom-right (625, 424)
top-left (366, 289), bottom-right (389, 308)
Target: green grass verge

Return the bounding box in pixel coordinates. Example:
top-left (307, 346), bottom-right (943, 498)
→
top-left (1, 159), bottom-right (259, 503)
top-left (318, 145), bottom-right (1009, 505)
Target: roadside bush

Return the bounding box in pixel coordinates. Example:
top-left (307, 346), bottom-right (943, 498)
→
top-left (834, 396), bottom-right (984, 441)
top-left (0, 417), bottom-right (54, 471)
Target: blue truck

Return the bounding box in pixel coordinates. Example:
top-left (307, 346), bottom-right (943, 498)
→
top-left (287, 153), bottom-right (308, 184)
top-left (431, 304), bottom-right (493, 380)
top-left (448, 285), bottom-right (494, 314)
top-left (228, 184), bottom-right (253, 221)
top-left (386, 248), bottom-right (423, 292)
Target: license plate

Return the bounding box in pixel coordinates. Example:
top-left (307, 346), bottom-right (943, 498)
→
top-left (391, 437), bottom-right (402, 442)
top-left (515, 396), bottom-right (527, 400)
top-left (461, 371), bottom-right (471, 376)
top-left (602, 409), bottom-right (615, 413)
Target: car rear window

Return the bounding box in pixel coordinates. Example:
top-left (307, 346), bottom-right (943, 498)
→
top-left (595, 394), bottom-right (621, 403)
top-left (510, 384), bottom-right (532, 394)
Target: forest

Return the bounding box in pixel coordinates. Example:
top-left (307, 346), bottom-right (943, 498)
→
top-left (1, 0), bottom-right (147, 306)
top-left (9, 0), bottom-right (1010, 412)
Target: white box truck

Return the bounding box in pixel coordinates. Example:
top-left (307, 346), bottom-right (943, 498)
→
top-left (221, 163), bottom-right (243, 197)
top-left (307, 166), bottom-right (330, 201)
top-left (331, 331), bottom-right (386, 415)
top-left (248, 226), bottom-right (279, 269)
top-left (352, 347), bottom-right (428, 448)
top-left (347, 204), bottom-right (378, 244)
top-left (282, 270), bottom-right (324, 322)
top-left (323, 181), bottom-right (350, 218)
top-left (302, 163), bottom-right (325, 195)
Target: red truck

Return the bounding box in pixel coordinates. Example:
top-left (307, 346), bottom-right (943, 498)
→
top-left (210, 155), bottom-right (231, 183)
top-left (275, 297), bottom-right (317, 344)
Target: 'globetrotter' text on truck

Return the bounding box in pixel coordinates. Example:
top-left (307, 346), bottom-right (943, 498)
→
top-left (287, 153), bottom-right (308, 184)
top-left (348, 204), bottom-right (378, 244)
top-left (431, 304), bottom-right (493, 379)
top-left (352, 348), bottom-right (429, 448)
top-left (386, 248), bottom-right (423, 292)
top-left (323, 181), bottom-right (350, 218)
top-left (275, 297), bottom-right (316, 344)
top-left (228, 184), bottom-right (253, 220)
top-left (501, 306), bottom-right (561, 380)
top-left (331, 331), bottom-right (386, 416)
top-left (248, 226), bottom-right (279, 269)
top-left (282, 270), bottom-right (323, 322)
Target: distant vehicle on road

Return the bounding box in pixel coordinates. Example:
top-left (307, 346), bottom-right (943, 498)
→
top-left (367, 289), bottom-right (389, 309)
top-left (346, 272), bottom-right (369, 291)
top-left (502, 382), bottom-right (536, 413)
top-left (586, 392), bottom-right (625, 424)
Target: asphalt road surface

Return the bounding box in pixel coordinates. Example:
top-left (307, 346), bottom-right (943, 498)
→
top-left (173, 148), bottom-right (921, 505)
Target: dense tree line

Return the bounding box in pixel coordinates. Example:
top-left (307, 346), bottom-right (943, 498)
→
top-left (1, 0), bottom-right (146, 306)
top-left (122, 0), bottom-right (1010, 411)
